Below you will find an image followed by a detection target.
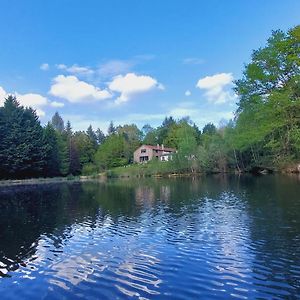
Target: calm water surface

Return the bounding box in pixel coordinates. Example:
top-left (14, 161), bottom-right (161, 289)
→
top-left (0, 175), bottom-right (300, 299)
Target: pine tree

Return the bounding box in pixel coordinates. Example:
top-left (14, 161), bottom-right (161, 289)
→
top-left (51, 112), bottom-right (64, 133)
top-left (65, 120), bottom-right (72, 137)
top-left (43, 123), bottom-right (61, 177)
top-left (107, 121), bottom-right (116, 135)
top-left (96, 128), bottom-right (106, 145)
top-left (56, 133), bottom-right (69, 176)
top-left (63, 121), bottom-right (80, 175)
top-left (0, 96), bottom-right (47, 179)
top-left (86, 125), bottom-right (98, 148)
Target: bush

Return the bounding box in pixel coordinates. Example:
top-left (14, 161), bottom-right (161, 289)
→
top-left (82, 163), bottom-right (98, 175)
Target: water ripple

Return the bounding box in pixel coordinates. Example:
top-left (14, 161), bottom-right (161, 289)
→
top-left (0, 177), bottom-right (300, 299)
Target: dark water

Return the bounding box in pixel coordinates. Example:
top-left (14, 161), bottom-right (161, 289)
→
top-left (0, 175), bottom-right (300, 299)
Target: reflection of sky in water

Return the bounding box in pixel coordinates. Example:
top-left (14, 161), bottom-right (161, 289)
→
top-left (0, 176), bottom-right (299, 299)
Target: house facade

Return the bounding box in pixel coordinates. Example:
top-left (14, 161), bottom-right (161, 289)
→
top-left (134, 144), bottom-right (176, 163)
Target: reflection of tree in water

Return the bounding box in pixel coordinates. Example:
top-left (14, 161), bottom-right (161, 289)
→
top-left (0, 183), bottom-right (101, 277)
top-left (0, 178), bottom-right (225, 276)
top-left (0, 175), bottom-right (299, 295)
top-left (237, 175), bottom-right (300, 294)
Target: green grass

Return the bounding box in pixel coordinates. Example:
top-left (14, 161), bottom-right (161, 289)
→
top-left (106, 160), bottom-right (195, 178)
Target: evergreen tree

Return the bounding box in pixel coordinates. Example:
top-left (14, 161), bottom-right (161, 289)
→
top-left (73, 131), bottom-right (96, 168)
top-left (157, 116), bottom-right (176, 144)
top-left (96, 128), bottom-right (106, 145)
top-left (43, 123), bottom-right (61, 176)
top-left (62, 121), bottom-right (81, 175)
top-left (86, 125), bottom-right (98, 148)
top-left (65, 120), bottom-right (72, 137)
top-left (0, 107), bottom-right (7, 176)
top-left (56, 133), bottom-right (69, 176)
top-left (0, 96), bottom-right (47, 179)
top-left (202, 123), bottom-right (217, 135)
top-left (51, 112), bottom-right (64, 133)
top-left (107, 121), bottom-right (116, 135)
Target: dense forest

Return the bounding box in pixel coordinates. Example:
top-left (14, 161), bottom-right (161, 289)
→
top-left (0, 25), bottom-right (299, 179)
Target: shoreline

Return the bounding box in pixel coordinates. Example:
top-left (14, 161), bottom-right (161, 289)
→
top-left (0, 175), bottom-right (103, 187)
top-left (1, 167), bottom-right (299, 187)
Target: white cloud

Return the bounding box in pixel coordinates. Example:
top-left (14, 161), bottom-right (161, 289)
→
top-left (108, 72), bottom-right (163, 104)
top-left (0, 87), bottom-right (48, 117)
top-left (196, 73), bottom-right (236, 104)
top-left (16, 93), bottom-right (48, 107)
top-left (40, 63), bottom-right (49, 71)
top-left (56, 64), bottom-right (67, 70)
top-left (62, 114), bottom-right (111, 133)
top-left (183, 58), bottom-right (204, 65)
top-left (35, 108), bottom-right (46, 117)
top-left (126, 113), bottom-right (165, 122)
top-left (49, 75), bottom-right (112, 103)
top-left (0, 86), bottom-right (6, 106)
top-left (65, 65), bottom-right (94, 76)
top-left (167, 105), bottom-right (233, 129)
top-left (185, 90), bottom-right (191, 96)
top-left (98, 60), bottom-right (133, 77)
top-left (15, 93), bottom-right (48, 117)
top-left (55, 64), bottom-right (93, 76)
top-left (50, 101), bottom-right (65, 108)
top-left (168, 107), bottom-right (198, 118)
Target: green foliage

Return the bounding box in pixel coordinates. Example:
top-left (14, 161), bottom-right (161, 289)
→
top-left (86, 125), bottom-right (98, 149)
top-left (95, 134), bottom-right (127, 170)
top-left (96, 128), bottom-right (106, 145)
top-left (82, 163), bottom-right (98, 176)
top-left (0, 26), bottom-right (299, 179)
top-left (73, 131), bottom-right (96, 167)
top-left (233, 25), bottom-right (300, 168)
top-left (0, 96), bottom-right (47, 179)
top-left (107, 121), bottom-right (116, 135)
top-left (43, 123), bottom-right (61, 176)
top-left (56, 131), bottom-right (69, 176)
top-left (51, 112), bottom-right (64, 133)
top-left (202, 123), bottom-right (217, 135)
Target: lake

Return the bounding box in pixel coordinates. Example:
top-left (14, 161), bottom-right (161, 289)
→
top-left (0, 175), bottom-right (300, 299)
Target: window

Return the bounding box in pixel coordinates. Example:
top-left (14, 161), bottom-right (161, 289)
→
top-left (139, 156), bottom-right (149, 162)
top-left (141, 149), bottom-right (146, 153)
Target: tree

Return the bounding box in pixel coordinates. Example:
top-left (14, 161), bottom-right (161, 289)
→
top-left (94, 134), bottom-right (127, 170)
top-left (0, 96), bottom-right (47, 178)
top-left (56, 133), bottom-right (69, 176)
top-left (157, 116), bottom-right (176, 144)
top-left (142, 125), bottom-right (158, 145)
top-left (234, 25), bottom-right (300, 166)
top-left (117, 124), bottom-right (142, 163)
top-left (142, 124), bottom-right (153, 136)
top-left (107, 121), bottom-right (116, 135)
top-left (65, 120), bottom-right (72, 137)
top-left (96, 128), bottom-right (106, 145)
top-left (86, 125), bottom-right (98, 149)
top-left (43, 123), bottom-right (61, 176)
top-left (202, 123), bottom-right (217, 135)
top-left (51, 112), bottom-right (64, 133)
top-left (73, 131), bottom-right (96, 167)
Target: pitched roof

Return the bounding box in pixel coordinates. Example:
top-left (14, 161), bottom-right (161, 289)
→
top-left (139, 145), bottom-right (176, 152)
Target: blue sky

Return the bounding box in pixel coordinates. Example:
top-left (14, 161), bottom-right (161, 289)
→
top-left (0, 0), bottom-right (299, 132)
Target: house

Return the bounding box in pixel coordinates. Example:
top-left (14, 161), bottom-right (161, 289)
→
top-left (134, 144), bottom-right (176, 163)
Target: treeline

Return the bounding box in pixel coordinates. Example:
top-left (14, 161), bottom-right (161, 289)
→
top-left (0, 96), bottom-right (223, 179)
top-left (0, 25), bottom-right (299, 179)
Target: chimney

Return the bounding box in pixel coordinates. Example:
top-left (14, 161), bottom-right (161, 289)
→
top-left (157, 143), bottom-right (159, 148)
top-left (162, 144), bottom-right (164, 150)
